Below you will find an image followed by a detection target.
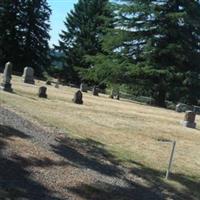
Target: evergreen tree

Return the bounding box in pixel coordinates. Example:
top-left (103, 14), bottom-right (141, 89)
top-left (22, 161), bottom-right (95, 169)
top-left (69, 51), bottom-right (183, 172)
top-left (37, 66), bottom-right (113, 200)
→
top-left (57, 0), bottom-right (113, 84)
top-left (0, 0), bottom-right (51, 76)
top-left (0, 0), bottom-right (22, 71)
top-left (20, 0), bottom-right (51, 76)
top-left (90, 0), bottom-right (200, 106)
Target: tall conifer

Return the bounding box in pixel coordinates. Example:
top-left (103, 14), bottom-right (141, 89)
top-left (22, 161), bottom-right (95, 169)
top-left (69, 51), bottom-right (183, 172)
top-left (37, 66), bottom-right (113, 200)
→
top-left (0, 0), bottom-right (22, 71)
top-left (20, 0), bottom-right (51, 75)
top-left (90, 0), bottom-right (200, 106)
top-left (57, 0), bottom-right (113, 83)
top-left (0, 0), bottom-right (51, 76)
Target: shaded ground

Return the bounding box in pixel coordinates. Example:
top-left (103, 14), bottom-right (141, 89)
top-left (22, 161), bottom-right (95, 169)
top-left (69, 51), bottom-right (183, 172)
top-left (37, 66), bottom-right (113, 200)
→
top-left (0, 107), bottom-right (198, 199)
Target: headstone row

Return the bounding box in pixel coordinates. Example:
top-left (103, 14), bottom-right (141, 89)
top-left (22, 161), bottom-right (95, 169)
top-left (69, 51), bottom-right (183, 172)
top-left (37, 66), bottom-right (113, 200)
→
top-left (0, 62), bottom-right (198, 129)
top-left (0, 62), bottom-right (35, 92)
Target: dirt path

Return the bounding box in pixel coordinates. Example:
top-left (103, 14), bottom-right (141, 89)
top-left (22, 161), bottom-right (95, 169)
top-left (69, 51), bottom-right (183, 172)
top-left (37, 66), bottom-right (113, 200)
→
top-left (0, 106), bottom-right (180, 200)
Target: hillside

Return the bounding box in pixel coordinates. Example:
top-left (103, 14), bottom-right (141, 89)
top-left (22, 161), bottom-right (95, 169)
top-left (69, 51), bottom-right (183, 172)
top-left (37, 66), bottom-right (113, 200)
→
top-left (0, 74), bottom-right (200, 200)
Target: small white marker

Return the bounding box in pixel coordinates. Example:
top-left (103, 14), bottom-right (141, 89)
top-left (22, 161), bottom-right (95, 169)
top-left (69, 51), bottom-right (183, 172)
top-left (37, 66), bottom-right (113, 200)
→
top-left (166, 141), bottom-right (176, 180)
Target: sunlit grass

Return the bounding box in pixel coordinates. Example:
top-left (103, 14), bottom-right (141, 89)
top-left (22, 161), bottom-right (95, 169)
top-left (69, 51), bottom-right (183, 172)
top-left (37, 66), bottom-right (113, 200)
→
top-left (0, 74), bottom-right (200, 198)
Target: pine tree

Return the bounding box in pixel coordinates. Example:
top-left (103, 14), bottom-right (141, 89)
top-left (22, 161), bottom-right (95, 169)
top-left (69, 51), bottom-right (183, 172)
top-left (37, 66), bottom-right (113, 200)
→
top-left (0, 0), bottom-right (51, 76)
top-left (57, 0), bottom-right (113, 84)
top-left (90, 0), bottom-right (200, 106)
top-left (0, 0), bottom-right (22, 71)
top-left (20, 0), bottom-right (51, 76)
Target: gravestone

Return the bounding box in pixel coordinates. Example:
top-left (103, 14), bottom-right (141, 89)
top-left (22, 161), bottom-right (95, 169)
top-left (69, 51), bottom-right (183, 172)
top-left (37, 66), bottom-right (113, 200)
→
top-left (55, 82), bottom-right (59, 88)
top-left (38, 86), bottom-right (47, 98)
top-left (116, 89), bottom-right (120, 100)
top-left (109, 89), bottom-right (120, 100)
top-left (73, 90), bottom-right (83, 104)
top-left (0, 62), bottom-right (13, 92)
top-left (46, 80), bottom-right (51, 85)
top-left (80, 83), bottom-right (88, 92)
top-left (109, 89), bottom-right (114, 99)
top-left (193, 106), bottom-right (200, 115)
top-left (181, 111), bottom-right (196, 128)
top-left (176, 103), bottom-right (193, 113)
top-left (22, 67), bottom-right (35, 84)
top-left (92, 86), bottom-right (99, 96)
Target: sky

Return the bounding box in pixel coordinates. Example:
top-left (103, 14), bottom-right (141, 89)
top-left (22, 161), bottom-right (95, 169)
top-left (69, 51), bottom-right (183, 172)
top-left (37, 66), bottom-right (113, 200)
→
top-left (48, 0), bottom-right (78, 47)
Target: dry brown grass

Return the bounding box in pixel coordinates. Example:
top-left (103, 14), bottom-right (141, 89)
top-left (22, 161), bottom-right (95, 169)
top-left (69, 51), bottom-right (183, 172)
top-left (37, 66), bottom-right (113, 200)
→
top-left (0, 74), bottom-right (200, 196)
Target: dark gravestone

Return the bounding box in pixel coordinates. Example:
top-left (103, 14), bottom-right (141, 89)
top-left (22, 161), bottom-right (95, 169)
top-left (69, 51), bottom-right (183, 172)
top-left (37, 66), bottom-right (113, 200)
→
top-left (1, 62), bottom-right (13, 92)
top-left (92, 86), bottom-right (99, 96)
top-left (46, 80), bottom-right (51, 85)
top-left (116, 90), bottom-right (120, 100)
top-left (181, 111), bottom-right (196, 128)
top-left (73, 90), bottom-right (83, 104)
top-left (38, 86), bottom-right (47, 98)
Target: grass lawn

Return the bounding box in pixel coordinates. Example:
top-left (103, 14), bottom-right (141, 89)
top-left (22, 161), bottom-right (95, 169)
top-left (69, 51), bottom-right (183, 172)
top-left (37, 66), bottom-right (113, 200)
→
top-left (0, 74), bottom-right (200, 199)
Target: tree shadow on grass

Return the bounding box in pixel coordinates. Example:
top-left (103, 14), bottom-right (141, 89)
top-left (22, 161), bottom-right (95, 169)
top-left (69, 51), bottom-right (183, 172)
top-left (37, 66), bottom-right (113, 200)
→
top-left (1, 123), bottom-right (198, 200)
top-left (129, 160), bottom-right (200, 200)
top-left (52, 136), bottom-right (199, 200)
top-left (0, 124), bottom-right (31, 139)
top-left (51, 137), bottom-right (122, 177)
top-left (66, 158), bottom-right (199, 200)
top-left (67, 180), bottom-right (162, 200)
top-left (0, 124), bottom-right (62, 200)
top-left (51, 137), bottom-right (164, 200)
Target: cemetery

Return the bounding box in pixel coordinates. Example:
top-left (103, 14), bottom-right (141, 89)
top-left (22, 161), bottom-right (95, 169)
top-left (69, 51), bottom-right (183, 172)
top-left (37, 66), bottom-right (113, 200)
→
top-left (1, 0), bottom-right (200, 199)
top-left (0, 72), bottom-right (200, 200)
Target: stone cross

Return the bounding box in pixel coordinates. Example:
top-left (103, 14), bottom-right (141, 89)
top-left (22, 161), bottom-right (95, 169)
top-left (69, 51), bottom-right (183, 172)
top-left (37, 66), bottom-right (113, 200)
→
top-left (38, 86), bottom-right (47, 98)
top-left (1, 62), bottom-right (13, 92)
top-left (92, 86), bottom-right (99, 96)
top-left (73, 90), bottom-right (83, 104)
top-left (80, 83), bottom-right (88, 92)
top-left (22, 67), bottom-right (35, 84)
top-left (181, 110), bottom-right (196, 128)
